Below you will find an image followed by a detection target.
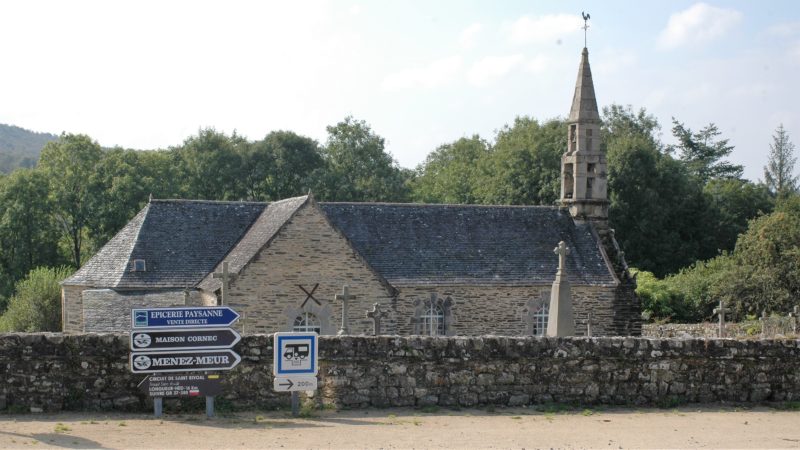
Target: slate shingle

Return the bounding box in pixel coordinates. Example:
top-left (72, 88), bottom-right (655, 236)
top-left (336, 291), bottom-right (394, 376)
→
top-left (319, 203), bottom-right (616, 286)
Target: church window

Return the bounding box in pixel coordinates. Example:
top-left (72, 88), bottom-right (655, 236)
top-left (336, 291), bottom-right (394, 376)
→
top-left (421, 303), bottom-right (445, 336)
top-left (293, 312), bottom-right (321, 334)
top-left (586, 177), bottom-right (594, 199)
top-left (532, 303), bottom-right (549, 336)
top-left (569, 125), bottom-right (577, 152)
top-left (587, 163), bottom-right (595, 174)
top-left (563, 164), bottom-right (574, 199)
top-left (586, 137), bottom-right (592, 152)
top-left (131, 259), bottom-right (146, 272)
top-left (586, 128), bottom-right (593, 136)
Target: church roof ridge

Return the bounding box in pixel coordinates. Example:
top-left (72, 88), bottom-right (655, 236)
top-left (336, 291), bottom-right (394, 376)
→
top-left (149, 198), bottom-right (270, 205)
top-left (320, 201), bottom-right (561, 210)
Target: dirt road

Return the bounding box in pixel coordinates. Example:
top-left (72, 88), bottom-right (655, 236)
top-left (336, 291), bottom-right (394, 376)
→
top-left (1, 405), bottom-right (799, 449)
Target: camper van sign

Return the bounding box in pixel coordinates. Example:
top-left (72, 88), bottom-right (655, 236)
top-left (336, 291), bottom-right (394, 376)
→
top-left (273, 332), bottom-right (318, 376)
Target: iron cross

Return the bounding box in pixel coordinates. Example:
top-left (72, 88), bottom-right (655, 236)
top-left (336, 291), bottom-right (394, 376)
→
top-left (212, 261), bottom-right (236, 305)
top-left (298, 283), bottom-right (321, 308)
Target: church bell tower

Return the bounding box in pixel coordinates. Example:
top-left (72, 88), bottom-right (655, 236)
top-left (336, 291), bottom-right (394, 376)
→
top-left (560, 46), bottom-right (608, 230)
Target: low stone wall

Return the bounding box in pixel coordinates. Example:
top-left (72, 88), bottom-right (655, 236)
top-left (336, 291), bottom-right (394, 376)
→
top-left (1, 333), bottom-right (799, 413)
top-left (643, 319), bottom-right (798, 339)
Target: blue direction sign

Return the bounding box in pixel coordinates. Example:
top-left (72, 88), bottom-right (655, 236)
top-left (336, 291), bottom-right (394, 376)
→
top-left (130, 349), bottom-right (242, 373)
top-left (131, 307), bottom-right (239, 329)
top-left (273, 332), bottom-right (318, 376)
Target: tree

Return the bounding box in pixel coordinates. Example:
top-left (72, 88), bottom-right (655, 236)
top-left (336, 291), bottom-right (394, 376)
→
top-left (246, 131), bottom-right (324, 201)
top-left (0, 266), bottom-right (73, 332)
top-left (412, 135), bottom-right (489, 204)
top-left (670, 120), bottom-right (743, 182)
top-left (0, 169), bottom-right (62, 294)
top-left (317, 117), bottom-right (409, 202)
top-left (176, 129), bottom-right (246, 201)
top-left (478, 117), bottom-right (564, 205)
top-left (763, 124), bottom-right (798, 198)
top-left (703, 178), bottom-right (773, 253)
top-left (38, 134), bottom-right (104, 268)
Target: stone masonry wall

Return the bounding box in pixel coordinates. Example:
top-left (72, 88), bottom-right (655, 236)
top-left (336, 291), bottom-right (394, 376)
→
top-left (82, 290), bottom-right (191, 332)
top-left (1, 334), bottom-right (798, 413)
top-left (226, 203), bottom-right (396, 335)
top-left (62, 286), bottom-right (85, 333)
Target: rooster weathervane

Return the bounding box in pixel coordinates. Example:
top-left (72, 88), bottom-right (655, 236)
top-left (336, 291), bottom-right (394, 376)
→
top-left (582, 11), bottom-right (591, 48)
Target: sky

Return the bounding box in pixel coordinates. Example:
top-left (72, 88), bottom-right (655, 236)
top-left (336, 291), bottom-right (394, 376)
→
top-left (1, 0), bottom-right (800, 182)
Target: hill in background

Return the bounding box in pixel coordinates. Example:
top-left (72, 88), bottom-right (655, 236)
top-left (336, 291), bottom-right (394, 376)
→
top-left (0, 124), bottom-right (58, 173)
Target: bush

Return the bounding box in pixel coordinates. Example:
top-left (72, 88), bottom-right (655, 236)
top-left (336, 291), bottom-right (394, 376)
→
top-left (0, 266), bottom-right (73, 332)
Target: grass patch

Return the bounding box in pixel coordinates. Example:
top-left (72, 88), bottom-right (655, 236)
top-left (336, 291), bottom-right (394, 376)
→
top-left (118, 421), bottom-right (127, 427)
top-left (419, 405), bottom-right (440, 414)
top-left (54, 423), bottom-right (71, 433)
top-left (510, 416), bottom-right (522, 420)
top-left (775, 401), bottom-right (800, 411)
top-left (582, 409), bottom-right (594, 416)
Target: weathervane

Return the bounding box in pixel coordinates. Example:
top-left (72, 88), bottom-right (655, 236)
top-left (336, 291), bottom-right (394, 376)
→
top-left (582, 11), bottom-right (591, 48)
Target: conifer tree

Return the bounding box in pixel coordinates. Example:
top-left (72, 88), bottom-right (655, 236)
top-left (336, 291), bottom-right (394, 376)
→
top-left (763, 124), bottom-right (798, 198)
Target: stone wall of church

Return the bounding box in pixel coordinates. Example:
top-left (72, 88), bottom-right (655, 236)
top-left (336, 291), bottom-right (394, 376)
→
top-left (392, 284), bottom-right (626, 337)
top-left (2, 334), bottom-right (798, 413)
top-left (82, 289), bottom-right (190, 332)
top-left (225, 204), bottom-right (396, 335)
top-left (62, 286), bottom-right (86, 333)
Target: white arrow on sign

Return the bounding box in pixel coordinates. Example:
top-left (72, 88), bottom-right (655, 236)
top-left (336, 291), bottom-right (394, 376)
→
top-left (273, 376), bottom-right (318, 392)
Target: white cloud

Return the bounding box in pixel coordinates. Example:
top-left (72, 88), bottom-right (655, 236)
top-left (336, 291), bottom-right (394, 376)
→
top-left (524, 54), bottom-right (550, 74)
top-left (508, 14), bottom-right (582, 45)
top-left (658, 3), bottom-right (742, 50)
top-left (459, 23), bottom-right (483, 49)
top-left (766, 21), bottom-right (800, 37)
top-left (381, 56), bottom-right (463, 90)
top-left (467, 54), bottom-right (525, 86)
top-left (595, 50), bottom-right (637, 76)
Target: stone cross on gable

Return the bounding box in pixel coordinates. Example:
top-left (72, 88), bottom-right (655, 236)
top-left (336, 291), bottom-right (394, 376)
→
top-left (366, 303), bottom-right (385, 336)
top-left (554, 241), bottom-right (570, 276)
top-left (713, 300), bottom-right (728, 338)
top-left (335, 285), bottom-right (355, 336)
top-left (212, 261), bottom-right (236, 305)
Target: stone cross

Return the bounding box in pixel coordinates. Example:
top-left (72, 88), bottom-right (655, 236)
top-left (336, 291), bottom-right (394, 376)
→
top-left (555, 241), bottom-right (570, 276)
top-left (712, 300), bottom-right (728, 338)
top-left (791, 305), bottom-right (799, 335)
top-left (760, 310), bottom-right (768, 339)
top-left (212, 261), bottom-right (236, 305)
top-left (366, 303), bottom-right (385, 336)
top-left (335, 285), bottom-right (354, 336)
top-left (586, 311), bottom-right (593, 337)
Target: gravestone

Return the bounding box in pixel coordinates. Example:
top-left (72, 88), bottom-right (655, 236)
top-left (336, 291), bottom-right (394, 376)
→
top-left (366, 303), bottom-right (384, 336)
top-left (546, 241), bottom-right (575, 337)
top-left (713, 300), bottom-right (728, 338)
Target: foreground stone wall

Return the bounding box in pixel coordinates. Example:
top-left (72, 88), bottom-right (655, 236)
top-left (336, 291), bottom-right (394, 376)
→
top-left (1, 334), bottom-right (798, 413)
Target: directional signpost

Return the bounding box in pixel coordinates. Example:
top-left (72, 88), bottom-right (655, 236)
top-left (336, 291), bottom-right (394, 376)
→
top-left (273, 332), bottom-right (319, 416)
top-left (130, 306), bottom-right (241, 418)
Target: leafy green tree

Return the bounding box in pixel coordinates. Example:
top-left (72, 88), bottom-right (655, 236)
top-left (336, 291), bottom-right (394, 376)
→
top-left (244, 131), bottom-right (323, 201)
top-left (0, 266), bottom-right (73, 332)
top-left (0, 169), bottom-right (62, 293)
top-left (38, 134), bottom-right (104, 268)
top-left (703, 178), bottom-right (772, 253)
top-left (317, 117), bottom-right (409, 202)
top-left (763, 124), bottom-right (798, 198)
top-left (176, 129), bottom-right (246, 201)
top-left (478, 117), bottom-right (564, 205)
top-left (412, 135), bottom-right (489, 204)
top-left (605, 108), bottom-right (713, 276)
top-left (670, 120), bottom-right (743, 182)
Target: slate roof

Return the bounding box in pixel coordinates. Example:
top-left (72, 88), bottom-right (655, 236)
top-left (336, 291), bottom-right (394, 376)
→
top-left (320, 203), bottom-right (616, 286)
top-left (63, 199), bottom-right (267, 288)
top-left (197, 196), bottom-right (308, 292)
top-left (64, 196), bottom-right (617, 289)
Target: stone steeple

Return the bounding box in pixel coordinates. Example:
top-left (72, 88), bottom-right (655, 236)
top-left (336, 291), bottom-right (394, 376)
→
top-left (560, 47), bottom-right (608, 229)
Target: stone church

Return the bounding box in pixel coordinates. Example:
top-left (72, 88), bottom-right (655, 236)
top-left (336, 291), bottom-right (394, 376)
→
top-left (61, 47), bottom-right (641, 336)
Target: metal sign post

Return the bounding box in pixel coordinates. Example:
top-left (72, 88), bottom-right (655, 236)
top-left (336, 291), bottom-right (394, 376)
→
top-left (273, 332), bottom-right (319, 417)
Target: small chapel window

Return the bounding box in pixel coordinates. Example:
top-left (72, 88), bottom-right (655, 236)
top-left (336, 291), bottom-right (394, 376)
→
top-left (586, 177), bottom-right (594, 199)
top-left (569, 125), bottom-right (577, 152)
top-left (293, 312), bottom-right (321, 334)
top-left (421, 303), bottom-right (445, 336)
top-left (587, 163), bottom-right (595, 174)
top-left (532, 303), bottom-right (549, 336)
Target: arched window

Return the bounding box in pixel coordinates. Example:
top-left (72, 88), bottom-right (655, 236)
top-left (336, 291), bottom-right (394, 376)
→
top-left (421, 303), bottom-right (445, 336)
top-left (293, 312), bottom-right (321, 334)
top-left (532, 303), bottom-right (549, 336)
